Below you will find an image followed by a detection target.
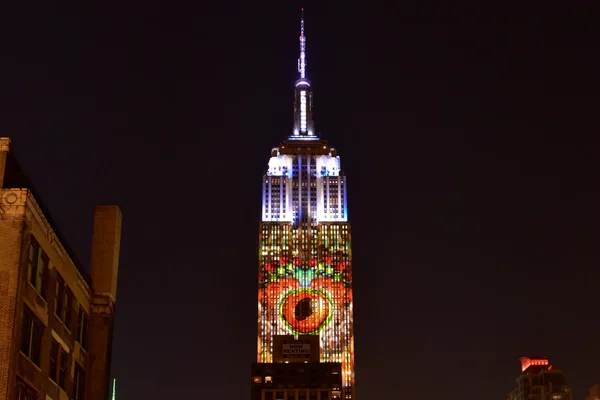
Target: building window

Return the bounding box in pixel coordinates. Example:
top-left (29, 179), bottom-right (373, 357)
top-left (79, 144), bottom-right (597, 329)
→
top-left (55, 274), bottom-right (72, 329)
top-left (55, 275), bottom-right (64, 318)
top-left (73, 363), bottom-right (86, 400)
top-left (49, 340), bottom-right (67, 389)
top-left (27, 237), bottom-right (48, 298)
top-left (49, 340), bottom-right (58, 382)
top-left (64, 288), bottom-right (72, 329)
top-left (58, 349), bottom-right (67, 389)
top-left (20, 308), bottom-right (42, 366)
top-left (77, 308), bottom-right (89, 351)
top-left (16, 379), bottom-right (37, 400)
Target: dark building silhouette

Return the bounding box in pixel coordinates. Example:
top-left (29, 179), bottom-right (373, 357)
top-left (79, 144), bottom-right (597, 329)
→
top-left (251, 358), bottom-right (342, 400)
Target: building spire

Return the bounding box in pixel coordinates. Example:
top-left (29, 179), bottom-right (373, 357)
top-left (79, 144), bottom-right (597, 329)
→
top-left (292, 8), bottom-right (314, 138)
top-left (298, 8), bottom-right (306, 80)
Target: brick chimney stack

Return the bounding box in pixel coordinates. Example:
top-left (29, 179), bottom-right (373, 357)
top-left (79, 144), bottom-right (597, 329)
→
top-left (90, 206), bottom-right (122, 302)
top-left (87, 206), bottom-right (123, 400)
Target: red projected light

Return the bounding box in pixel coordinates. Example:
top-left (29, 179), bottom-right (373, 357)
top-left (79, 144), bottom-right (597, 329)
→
top-left (520, 357), bottom-right (549, 372)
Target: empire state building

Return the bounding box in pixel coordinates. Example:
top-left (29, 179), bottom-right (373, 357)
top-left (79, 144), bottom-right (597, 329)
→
top-left (256, 10), bottom-right (355, 399)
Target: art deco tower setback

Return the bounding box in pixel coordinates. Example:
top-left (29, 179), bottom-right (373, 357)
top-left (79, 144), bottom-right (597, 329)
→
top-left (256, 11), bottom-right (355, 399)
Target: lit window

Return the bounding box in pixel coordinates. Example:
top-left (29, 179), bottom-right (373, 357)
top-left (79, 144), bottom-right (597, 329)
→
top-left (27, 237), bottom-right (48, 298)
top-left (265, 376), bottom-right (273, 383)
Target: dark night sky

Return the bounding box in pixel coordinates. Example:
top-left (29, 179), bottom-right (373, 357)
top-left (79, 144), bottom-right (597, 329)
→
top-left (1, 1), bottom-right (598, 399)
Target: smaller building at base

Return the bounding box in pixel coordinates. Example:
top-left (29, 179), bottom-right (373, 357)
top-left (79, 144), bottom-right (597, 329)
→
top-left (506, 357), bottom-right (573, 400)
top-left (251, 335), bottom-right (342, 400)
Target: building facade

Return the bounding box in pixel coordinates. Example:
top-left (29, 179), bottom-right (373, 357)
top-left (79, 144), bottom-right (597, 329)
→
top-left (256, 11), bottom-right (355, 400)
top-left (0, 137), bottom-right (122, 400)
top-left (506, 357), bottom-right (573, 400)
top-left (587, 384), bottom-right (600, 400)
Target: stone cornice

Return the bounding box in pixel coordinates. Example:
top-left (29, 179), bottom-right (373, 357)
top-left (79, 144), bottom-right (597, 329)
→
top-left (0, 188), bottom-right (92, 297)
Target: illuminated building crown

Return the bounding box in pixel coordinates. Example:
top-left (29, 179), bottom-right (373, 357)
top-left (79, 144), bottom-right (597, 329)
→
top-left (262, 10), bottom-right (347, 224)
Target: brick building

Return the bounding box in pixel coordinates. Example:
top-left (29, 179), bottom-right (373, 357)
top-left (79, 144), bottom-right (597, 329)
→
top-left (0, 137), bottom-right (122, 400)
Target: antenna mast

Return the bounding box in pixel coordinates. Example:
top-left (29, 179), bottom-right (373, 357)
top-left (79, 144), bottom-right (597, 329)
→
top-left (298, 9), bottom-right (307, 79)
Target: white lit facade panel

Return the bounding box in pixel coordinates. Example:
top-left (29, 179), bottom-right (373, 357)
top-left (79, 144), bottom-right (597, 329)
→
top-left (262, 150), bottom-right (347, 223)
top-left (262, 176), bottom-right (293, 222)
